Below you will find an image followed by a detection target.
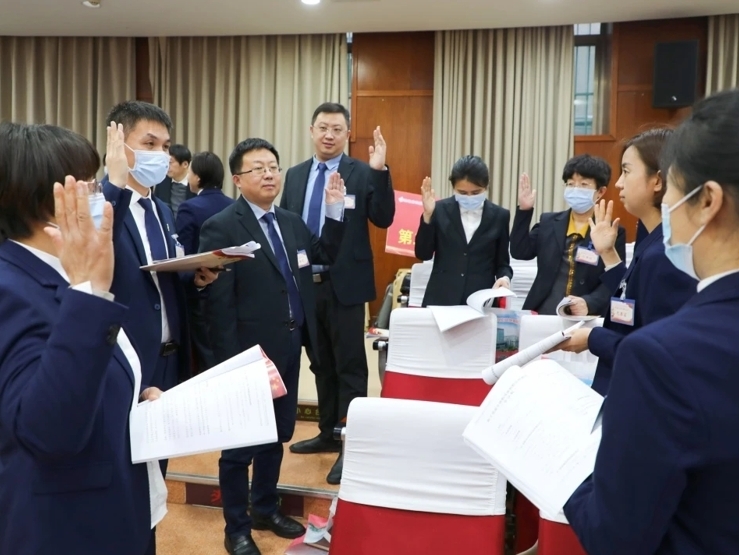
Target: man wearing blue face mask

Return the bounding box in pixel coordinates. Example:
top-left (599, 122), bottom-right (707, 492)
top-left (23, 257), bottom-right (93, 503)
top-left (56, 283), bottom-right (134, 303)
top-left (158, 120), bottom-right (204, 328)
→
top-left (510, 154), bottom-right (626, 316)
top-left (415, 155), bottom-right (513, 306)
top-left (101, 101), bottom-right (218, 555)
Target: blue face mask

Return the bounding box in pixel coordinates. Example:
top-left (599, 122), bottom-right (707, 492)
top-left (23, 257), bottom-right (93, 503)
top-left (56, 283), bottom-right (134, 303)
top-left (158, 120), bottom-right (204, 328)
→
top-left (661, 185), bottom-right (705, 280)
top-left (564, 186), bottom-right (596, 214)
top-left (89, 192), bottom-right (106, 229)
top-left (454, 192), bottom-right (486, 211)
top-left (126, 144), bottom-right (169, 188)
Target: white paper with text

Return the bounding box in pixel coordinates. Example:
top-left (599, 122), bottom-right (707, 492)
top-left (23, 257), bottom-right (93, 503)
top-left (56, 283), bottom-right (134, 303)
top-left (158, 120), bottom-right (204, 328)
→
top-left (130, 360), bottom-right (277, 463)
top-left (464, 360), bottom-right (603, 516)
top-left (429, 287), bottom-right (516, 332)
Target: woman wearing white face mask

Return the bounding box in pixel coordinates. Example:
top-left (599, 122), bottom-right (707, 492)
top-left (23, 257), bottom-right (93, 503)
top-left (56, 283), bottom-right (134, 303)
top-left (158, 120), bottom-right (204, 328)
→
top-left (562, 88), bottom-right (739, 555)
top-left (415, 155), bottom-right (513, 306)
top-left (510, 154), bottom-right (626, 317)
top-left (558, 129), bottom-right (697, 396)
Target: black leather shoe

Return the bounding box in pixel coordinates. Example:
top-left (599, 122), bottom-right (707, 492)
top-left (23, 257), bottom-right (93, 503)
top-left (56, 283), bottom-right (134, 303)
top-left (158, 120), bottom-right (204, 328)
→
top-left (252, 511), bottom-right (306, 539)
top-left (326, 453), bottom-right (343, 485)
top-left (289, 435), bottom-right (342, 454)
top-left (224, 534), bottom-right (261, 555)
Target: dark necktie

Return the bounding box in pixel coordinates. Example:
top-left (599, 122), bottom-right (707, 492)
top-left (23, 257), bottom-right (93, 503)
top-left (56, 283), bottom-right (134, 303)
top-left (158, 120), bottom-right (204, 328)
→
top-left (306, 162), bottom-right (328, 236)
top-left (262, 212), bottom-right (305, 327)
top-left (138, 197), bottom-right (180, 340)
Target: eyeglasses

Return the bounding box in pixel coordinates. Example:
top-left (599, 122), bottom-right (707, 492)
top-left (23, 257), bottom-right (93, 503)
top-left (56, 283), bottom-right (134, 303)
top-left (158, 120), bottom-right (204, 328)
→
top-left (314, 126), bottom-right (347, 136)
top-left (83, 178), bottom-right (102, 194)
top-left (236, 166), bottom-right (281, 177)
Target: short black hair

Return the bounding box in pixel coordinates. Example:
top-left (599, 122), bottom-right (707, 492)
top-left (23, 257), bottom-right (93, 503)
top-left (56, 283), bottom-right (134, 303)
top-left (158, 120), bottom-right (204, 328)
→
top-left (228, 138), bottom-right (280, 175)
top-left (662, 89), bottom-right (739, 211)
top-left (191, 152), bottom-right (225, 190)
top-left (106, 100), bottom-right (173, 136)
top-left (449, 155), bottom-right (489, 188)
top-left (169, 144), bottom-right (191, 165)
top-left (311, 102), bottom-right (351, 129)
top-left (562, 154), bottom-right (611, 188)
top-left (0, 122), bottom-right (100, 241)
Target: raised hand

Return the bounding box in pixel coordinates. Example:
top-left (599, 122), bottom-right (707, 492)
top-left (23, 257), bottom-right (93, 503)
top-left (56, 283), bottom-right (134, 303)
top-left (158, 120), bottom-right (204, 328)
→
top-left (106, 121), bottom-right (128, 187)
top-left (44, 176), bottom-right (114, 292)
top-left (518, 173), bottom-right (536, 210)
top-left (588, 200), bottom-right (621, 258)
top-left (421, 177), bottom-right (436, 223)
top-left (324, 171), bottom-right (346, 205)
top-left (368, 126), bottom-right (387, 170)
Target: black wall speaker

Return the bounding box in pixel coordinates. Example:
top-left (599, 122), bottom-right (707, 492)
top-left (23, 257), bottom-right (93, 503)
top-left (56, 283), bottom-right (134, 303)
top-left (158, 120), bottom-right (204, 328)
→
top-left (652, 40), bottom-right (699, 109)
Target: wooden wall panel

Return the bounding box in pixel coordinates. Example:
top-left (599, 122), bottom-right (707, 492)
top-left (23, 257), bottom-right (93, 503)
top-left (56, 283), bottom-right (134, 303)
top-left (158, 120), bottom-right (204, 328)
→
top-left (135, 38), bottom-right (153, 103)
top-left (350, 32), bottom-right (434, 318)
top-left (574, 17), bottom-right (707, 242)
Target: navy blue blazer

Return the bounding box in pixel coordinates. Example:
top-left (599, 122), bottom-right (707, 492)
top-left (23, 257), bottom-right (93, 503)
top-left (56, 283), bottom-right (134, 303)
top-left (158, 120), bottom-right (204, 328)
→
top-left (565, 271), bottom-right (739, 555)
top-left (175, 188), bottom-right (234, 255)
top-left (589, 224), bottom-right (697, 395)
top-left (103, 178), bottom-right (192, 390)
top-left (0, 243), bottom-right (151, 555)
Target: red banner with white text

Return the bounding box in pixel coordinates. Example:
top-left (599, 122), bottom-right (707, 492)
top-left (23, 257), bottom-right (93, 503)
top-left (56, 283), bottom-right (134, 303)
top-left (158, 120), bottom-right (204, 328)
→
top-left (385, 191), bottom-right (425, 257)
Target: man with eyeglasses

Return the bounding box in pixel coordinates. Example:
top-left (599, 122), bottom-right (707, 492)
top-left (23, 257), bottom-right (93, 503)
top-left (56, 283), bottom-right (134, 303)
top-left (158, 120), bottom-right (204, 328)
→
top-left (280, 102), bottom-right (394, 484)
top-left (199, 138), bottom-right (347, 555)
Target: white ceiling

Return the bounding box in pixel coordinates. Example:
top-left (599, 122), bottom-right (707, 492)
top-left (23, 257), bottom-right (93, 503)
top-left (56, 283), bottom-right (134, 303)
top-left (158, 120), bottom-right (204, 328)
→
top-left (0, 0), bottom-right (736, 37)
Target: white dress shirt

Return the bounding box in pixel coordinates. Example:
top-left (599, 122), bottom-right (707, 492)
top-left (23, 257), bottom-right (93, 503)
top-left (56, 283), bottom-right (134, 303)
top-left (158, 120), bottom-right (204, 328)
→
top-left (460, 206), bottom-right (483, 243)
top-left (11, 241), bottom-right (168, 528)
top-left (697, 268), bottom-right (739, 292)
top-left (127, 187), bottom-right (172, 343)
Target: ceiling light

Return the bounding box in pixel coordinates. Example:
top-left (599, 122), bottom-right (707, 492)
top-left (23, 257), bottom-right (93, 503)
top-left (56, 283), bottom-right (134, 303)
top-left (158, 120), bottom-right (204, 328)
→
top-left (302, 0), bottom-right (321, 5)
top-left (81, 0), bottom-right (101, 7)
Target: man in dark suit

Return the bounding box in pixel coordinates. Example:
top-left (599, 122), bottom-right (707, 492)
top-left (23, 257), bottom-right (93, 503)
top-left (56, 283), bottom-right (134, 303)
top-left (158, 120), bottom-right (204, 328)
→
top-left (510, 154), bottom-right (626, 316)
top-left (199, 138), bottom-right (346, 555)
top-left (154, 143), bottom-right (196, 218)
top-left (280, 102), bottom-right (394, 484)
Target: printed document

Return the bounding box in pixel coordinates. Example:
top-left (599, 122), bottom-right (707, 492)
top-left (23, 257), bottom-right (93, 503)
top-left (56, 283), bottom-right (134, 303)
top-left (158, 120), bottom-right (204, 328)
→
top-left (464, 360), bottom-right (603, 516)
top-left (140, 241), bottom-right (261, 272)
top-left (129, 359), bottom-right (277, 463)
top-left (429, 287), bottom-right (517, 332)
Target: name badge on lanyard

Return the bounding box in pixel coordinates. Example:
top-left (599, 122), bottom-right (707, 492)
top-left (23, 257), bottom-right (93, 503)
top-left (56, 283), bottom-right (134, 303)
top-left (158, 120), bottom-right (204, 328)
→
top-left (575, 243), bottom-right (599, 266)
top-left (610, 279), bottom-right (635, 325)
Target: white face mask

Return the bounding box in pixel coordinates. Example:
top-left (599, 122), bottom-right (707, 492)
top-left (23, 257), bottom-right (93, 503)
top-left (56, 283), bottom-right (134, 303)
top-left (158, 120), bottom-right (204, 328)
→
top-left (661, 184), bottom-right (705, 280)
top-left (454, 192), bottom-right (486, 211)
top-left (89, 192), bottom-right (106, 229)
top-left (125, 144), bottom-right (169, 187)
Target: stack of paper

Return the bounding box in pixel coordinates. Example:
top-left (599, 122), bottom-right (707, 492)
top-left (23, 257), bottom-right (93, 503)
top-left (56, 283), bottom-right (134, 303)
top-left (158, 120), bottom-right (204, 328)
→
top-left (129, 346), bottom-right (281, 463)
top-left (408, 261), bottom-right (433, 308)
top-left (140, 241), bottom-right (261, 272)
top-left (464, 359), bottom-right (603, 516)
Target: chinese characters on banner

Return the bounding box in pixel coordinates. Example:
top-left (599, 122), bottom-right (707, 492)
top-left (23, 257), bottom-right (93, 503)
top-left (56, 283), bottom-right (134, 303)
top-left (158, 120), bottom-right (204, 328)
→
top-left (384, 190), bottom-right (425, 257)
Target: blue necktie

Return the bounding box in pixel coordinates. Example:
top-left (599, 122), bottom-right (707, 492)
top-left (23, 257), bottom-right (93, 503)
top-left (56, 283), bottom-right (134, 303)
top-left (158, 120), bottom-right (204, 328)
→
top-left (306, 162), bottom-right (327, 236)
top-left (262, 212), bottom-right (305, 327)
top-left (139, 197), bottom-right (180, 340)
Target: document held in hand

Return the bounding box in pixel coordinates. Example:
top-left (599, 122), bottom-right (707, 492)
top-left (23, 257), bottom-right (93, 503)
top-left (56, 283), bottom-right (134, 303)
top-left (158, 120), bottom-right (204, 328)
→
top-left (463, 359), bottom-right (603, 516)
top-left (556, 297), bottom-right (598, 322)
top-left (482, 321), bottom-right (584, 384)
top-left (140, 241), bottom-right (261, 272)
top-left (429, 287), bottom-right (517, 332)
top-left (129, 357), bottom-right (278, 463)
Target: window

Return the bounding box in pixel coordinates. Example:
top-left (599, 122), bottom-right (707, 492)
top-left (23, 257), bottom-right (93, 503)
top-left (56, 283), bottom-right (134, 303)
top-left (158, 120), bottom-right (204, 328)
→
top-left (573, 23), bottom-right (612, 135)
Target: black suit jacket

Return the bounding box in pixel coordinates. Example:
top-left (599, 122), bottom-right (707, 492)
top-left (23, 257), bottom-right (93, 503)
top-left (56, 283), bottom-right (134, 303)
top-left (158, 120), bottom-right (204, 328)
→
top-left (198, 197), bottom-right (345, 373)
top-left (415, 197), bottom-right (513, 307)
top-left (510, 207), bottom-right (627, 315)
top-left (154, 176), bottom-right (196, 210)
top-left (280, 155), bottom-right (394, 306)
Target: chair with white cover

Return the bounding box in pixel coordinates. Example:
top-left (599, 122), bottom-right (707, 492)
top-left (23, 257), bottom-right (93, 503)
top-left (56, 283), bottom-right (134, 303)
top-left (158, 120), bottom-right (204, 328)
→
top-left (538, 510), bottom-right (586, 555)
top-left (381, 307), bottom-right (496, 406)
top-left (330, 398), bottom-right (507, 555)
top-left (515, 314), bottom-right (602, 553)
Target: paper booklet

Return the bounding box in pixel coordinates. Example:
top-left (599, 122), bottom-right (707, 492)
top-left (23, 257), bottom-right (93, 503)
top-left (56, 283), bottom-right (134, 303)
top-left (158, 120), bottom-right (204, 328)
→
top-left (140, 241), bottom-right (261, 272)
top-left (556, 297), bottom-right (598, 322)
top-left (482, 321), bottom-right (584, 385)
top-left (129, 346), bottom-right (281, 463)
top-left (429, 287), bottom-right (517, 332)
top-left (464, 359), bottom-right (603, 517)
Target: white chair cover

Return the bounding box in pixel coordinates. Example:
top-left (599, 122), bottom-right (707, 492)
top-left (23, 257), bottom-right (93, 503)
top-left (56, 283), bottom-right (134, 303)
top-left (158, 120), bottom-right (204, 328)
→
top-left (339, 397), bottom-right (507, 516)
